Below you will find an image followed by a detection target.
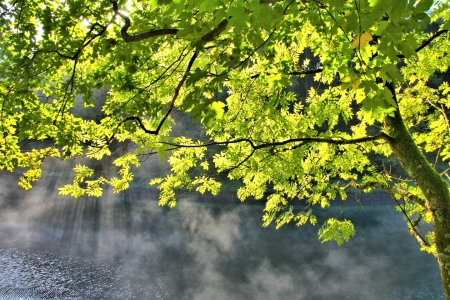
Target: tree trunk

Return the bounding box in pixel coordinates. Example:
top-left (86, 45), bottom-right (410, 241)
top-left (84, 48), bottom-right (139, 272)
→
top-left (384, 108), bottom-right (450, 299)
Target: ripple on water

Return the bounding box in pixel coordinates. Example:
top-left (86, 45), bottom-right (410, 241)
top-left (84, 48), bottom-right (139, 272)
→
top-left (0, 248), bottom-right (171, 299)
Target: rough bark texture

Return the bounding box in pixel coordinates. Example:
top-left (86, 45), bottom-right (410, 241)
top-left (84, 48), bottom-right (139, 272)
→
top-left (384, 109), bottom-right (450, 299)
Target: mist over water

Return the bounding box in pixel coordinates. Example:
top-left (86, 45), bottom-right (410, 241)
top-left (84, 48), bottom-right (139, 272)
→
top-left (0, 164), bottom-right (444, 299)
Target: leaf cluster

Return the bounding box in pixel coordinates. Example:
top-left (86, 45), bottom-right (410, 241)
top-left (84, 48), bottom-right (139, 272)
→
top-left (1, 0), bottom-right (450, 246)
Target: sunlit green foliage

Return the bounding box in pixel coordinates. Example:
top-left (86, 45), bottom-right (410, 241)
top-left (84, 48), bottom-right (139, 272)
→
top-left (318, 218), bottom-right (355, 246)
top-left (1, 0), bottom-right (450, 256)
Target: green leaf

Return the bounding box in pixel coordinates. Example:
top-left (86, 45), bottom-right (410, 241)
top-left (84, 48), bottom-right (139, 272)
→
top-left (202, 111), bottom-right (215, 128)
top-left (149, 0), bottom-right (158, 10)
top-left (200, 0), bottom-right (221, 13)
top-left (1, 0), bottom-right (448, 277)
top-left (415, 0), bottom-right (434, 13)
top-left (318, 218), bottom-right (355, 246)
top-left (390, 0), bottom-right (408, 22)
top-left (399, 33), bottom-right (419, 58)
top-left (381, 86), bottom-right (397, 107)
top-left (443, 20), bottom-right (450, 31)
top-left (209, 101), bottom-right (226, 119)
top-left (385, 64), bottom-right (404, 83)
top-left (186, 68), bottom-right (208, 86)
top-left (226, 5), bottom-right (245, 17)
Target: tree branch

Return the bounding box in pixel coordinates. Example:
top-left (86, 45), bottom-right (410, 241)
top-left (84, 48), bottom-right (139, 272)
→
top-left (250, 68), bottom-right (323, 79)
top-left (252, 30), bottom-right (447, 80)
top-left (391, 185), bottom-right (427, 208)
top-left (337, 175), bottom-right (429, 248)
top-left (32, 21), bottom-right (110, 62)
top-left (111, 0), bottom-right (178, 42)
top-left (224, 148), bottom-right (257, 173)
top-left (393, 197), bottom-right (430, 247)
top-left (111, 0), bottom-right (229, 44)
top-left (106, 51), bottom-right (198, 143)
top-left (371, 29), bottom-right (449, 60)
top-left (254, 132), bottom-right (390, 149)
top-left (54, 22), bottom-right (110, 122)
top-left (162, 132), bottom-right (390, 150)
top-left (116, 45), bottom-right (190, 112)
top-left (218, 28), bottom-right (277, 77)
top-left (397, 29), bottom-right (449, 59)
top-left (201, 19), bottom-right (229, 43)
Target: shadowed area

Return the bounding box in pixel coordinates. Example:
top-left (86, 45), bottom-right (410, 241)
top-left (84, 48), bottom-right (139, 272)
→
top-left (0, 166), bottom-right (444, 299)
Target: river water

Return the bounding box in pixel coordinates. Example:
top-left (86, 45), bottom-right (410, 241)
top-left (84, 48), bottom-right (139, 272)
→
top-left (0, 170), bottom-right (444, 299)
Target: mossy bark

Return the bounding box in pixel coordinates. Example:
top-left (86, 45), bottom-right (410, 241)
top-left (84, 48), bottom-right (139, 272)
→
top-left (384, 110), bottom-right (450, 299)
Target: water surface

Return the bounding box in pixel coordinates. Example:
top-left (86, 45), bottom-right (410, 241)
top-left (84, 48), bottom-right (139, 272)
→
top-left (0, 172), bottom-right (443, 299)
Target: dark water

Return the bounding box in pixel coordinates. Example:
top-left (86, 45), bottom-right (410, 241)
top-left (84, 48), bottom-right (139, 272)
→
top-left (0, 172), bottom-right (444, 299)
